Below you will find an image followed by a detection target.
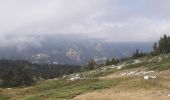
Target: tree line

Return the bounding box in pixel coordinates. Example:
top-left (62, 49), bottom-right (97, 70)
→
top-left (152, 34), bottom-right (170, 55)
top-left (0, 60), bottom-right (81, 87)
top-left (83, 34), bottom-right (170, 71)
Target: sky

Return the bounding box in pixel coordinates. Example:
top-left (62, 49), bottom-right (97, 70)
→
top-left (1, 0), bottom-right (170, 47)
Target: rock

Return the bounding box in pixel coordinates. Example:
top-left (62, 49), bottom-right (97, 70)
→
top-left (132, 60), bottom-right (142, 64)
top-left (144, 75), bottom-right (156, 80)
top-left (116, 65), bottom-right (125, 70)
top-left (122, 70), bottom-right (155, 78)
top-left (121, 73), bottom-right (127, 77)
top-left (111, 65), bottom-right (115, 67)
top-left (75, 74), bottom-right (80, 77)
top-left (110, 66), bottom-right (116, 69)
top-left (168, 93), bottom-right (170, 96)
top-left (67, 73), bottom-right (85, 81)
top-left (150, 76), bottom-right (156, 79)
top-left (144, 76), bottom-right (149, 80)
top-left (117, 66), bottom-right (122, 70)
top-left (158, 57), bottom-right (162, 62)
top-left (127, 71), bottom-right (136, 76)
top-left (70, 76), bottom-right (81, 81)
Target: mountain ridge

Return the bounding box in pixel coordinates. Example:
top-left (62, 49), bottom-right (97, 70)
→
top-left (0, 35), bottom-right (152, 65)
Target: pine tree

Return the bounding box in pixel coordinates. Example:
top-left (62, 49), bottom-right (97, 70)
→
top-left (84, 58), bottom-right (98, 71)
top-left (105, 58), bottom-right (110, 66)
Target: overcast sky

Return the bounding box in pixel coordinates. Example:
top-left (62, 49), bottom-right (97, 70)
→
top-left (1, 0), bottom-right (170, 46)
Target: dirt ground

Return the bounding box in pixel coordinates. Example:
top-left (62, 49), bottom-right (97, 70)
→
top-left (74, 89), bottom-right (170, 100)
top-left (74, 69), bottom-right (170, 100)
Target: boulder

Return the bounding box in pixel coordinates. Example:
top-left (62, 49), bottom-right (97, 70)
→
top-left (144, 75), bottom-right (156, 80)
top-left (144, 76), bottom-right (149, 80)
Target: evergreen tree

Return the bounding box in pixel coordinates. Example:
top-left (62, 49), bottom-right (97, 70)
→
top-left (154, 34), bottom-right (170, 54)
top-left (105, 58), bottom-right (110, 66)
top-left (84, 58), bottom-right (98, 71)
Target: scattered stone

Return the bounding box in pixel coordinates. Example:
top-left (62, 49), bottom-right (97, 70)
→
top-left (144, 75), bottom-right (156, 80)
top-left (110, 66), bottom-right (116, 69)
top-left (116, 65), bottom-right (125, 70)
top-left (121, 73), bottom-right (127, 77)
top-left (101, 68), bottom-right (107, 71)
top-left (158, 57), bottom-right (162, 62)
top-left (132, 60), bottom-right (142, 64)
top-left (75, 74), bottom-right (80, 77)
top-left (149, 76), bottom-right (156, 79)
top-left (111, 65), bottom-right (115, 67)
top-left (121, 70), bottom-right (156, 79)
top-left (70, 76), bottom-right (82, 81)
top-left (62, 73), bottom-right (85, 81)
top-left (144, 76), bottom-right (149, 80)
top-left (126, 71), bottom-right (137, 76)
top-left (168, 93), bottom-right (170, 97)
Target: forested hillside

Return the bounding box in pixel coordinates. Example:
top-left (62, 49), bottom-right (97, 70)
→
top-left (0, 60), bottom-right (81, 87)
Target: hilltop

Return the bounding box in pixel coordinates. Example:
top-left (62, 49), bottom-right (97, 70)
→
top-left (0, 53), bottom-right (170, 100)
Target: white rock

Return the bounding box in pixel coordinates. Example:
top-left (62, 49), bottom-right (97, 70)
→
top-left (110, 66), bottom-right (116, 69)
top-left (144, 76), bottom-right (149, 80)
top-left (75, 74), bottom-right (80, 77)
top-left (144, 75), bottom-right (156, 80)
top-left (116, 65), bottom-right (125, 70)
top-left (121, 73), bottom-right (127, 77)
top-left (168, 94), bottom-right (170, 96)
top-left (111, 65), bottom-right (115, 67)
top-left (127, 71), bottom-right (136, 76)
top-left (158, 57), bottom-right (162, 62)
top-left (62, 75), bottom-right (67, 79)
top-left (70, 76), bottom-right (81, 81)
top-left (150, 76), bottom-right (156, 79)
top-left (158, 57), bottom-right (162, 60)
top-left (131, 60), bottom-right (142, 64)
top-left (117, 66), bottom-right (122, 70)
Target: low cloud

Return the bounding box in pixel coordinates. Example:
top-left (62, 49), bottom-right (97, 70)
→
top-left (0, 0), bottom-right (170, 46)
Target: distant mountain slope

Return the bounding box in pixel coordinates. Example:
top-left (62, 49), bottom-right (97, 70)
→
top-left (0, 35), bottom-right (153, 65)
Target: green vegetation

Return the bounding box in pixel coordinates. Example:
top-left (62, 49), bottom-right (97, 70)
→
top-left (147, 62), bottom-right (170, 71)
top-left (121, 52), bottom-right (170, 71)
top-left (0, 78), bottom-right (126, 99)
top-left (85, 69), bottom-right (116, 78)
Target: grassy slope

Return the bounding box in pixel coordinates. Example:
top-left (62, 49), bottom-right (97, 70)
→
top-left (0, 54), bottom-right (170, 100)
top-left (0, 78), bottom-right (127, 100)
